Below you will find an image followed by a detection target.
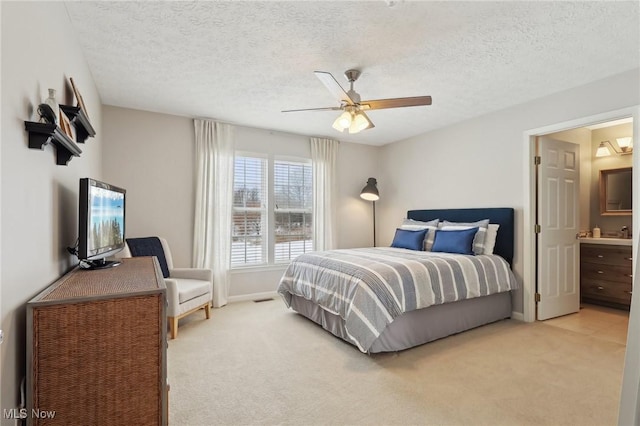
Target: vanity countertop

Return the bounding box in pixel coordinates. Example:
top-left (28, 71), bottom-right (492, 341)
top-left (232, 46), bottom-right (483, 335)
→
top-left (579, 237), bottom-right (632, 246)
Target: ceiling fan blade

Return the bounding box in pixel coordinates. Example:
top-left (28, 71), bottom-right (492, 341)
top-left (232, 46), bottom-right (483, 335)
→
top-left (282, 106), bottom-right (343, 113)
top-left (360, 96), bottom-right (432, 110)
top-left (314, 71), bottom-right (355, 106)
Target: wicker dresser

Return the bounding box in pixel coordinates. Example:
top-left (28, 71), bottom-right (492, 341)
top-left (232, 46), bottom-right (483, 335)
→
top-left (580, 243), bottom-right (633, 309)
top-left (26, 257), bottom-right (167, 426)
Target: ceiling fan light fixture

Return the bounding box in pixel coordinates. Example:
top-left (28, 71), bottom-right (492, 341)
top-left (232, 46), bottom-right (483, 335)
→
top-left (348, 111), bottom-right (370, 134)
top-left (283, 69), bottom-right (432, 134)
top-left (332, 110), bottom-right (352, 132)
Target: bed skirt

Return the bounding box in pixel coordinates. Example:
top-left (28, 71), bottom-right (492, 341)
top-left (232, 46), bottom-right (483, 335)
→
top-left (289, 291), bottom-right (512, 353)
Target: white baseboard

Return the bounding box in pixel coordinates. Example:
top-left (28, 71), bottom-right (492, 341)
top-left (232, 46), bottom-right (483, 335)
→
top-left (511, 311), bottom-right (525, 322)
top-left (228, 291), bottom-right (279, 304)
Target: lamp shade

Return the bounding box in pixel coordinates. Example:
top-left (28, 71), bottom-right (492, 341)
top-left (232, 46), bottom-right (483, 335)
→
top-left (348, 111), bottom-right (371, 134)
top-left (595, 141), bottom-right (612, 157)
top-left (617, 137), bottom-right (633, 151)
top-left (360, 177), bottom-right (379, 201)
top-left (332, 110), bottom-right (352, 132)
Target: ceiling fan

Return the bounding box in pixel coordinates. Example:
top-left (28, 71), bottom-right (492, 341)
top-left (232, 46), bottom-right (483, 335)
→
top-left (282, 69), bottom-right (432, 134)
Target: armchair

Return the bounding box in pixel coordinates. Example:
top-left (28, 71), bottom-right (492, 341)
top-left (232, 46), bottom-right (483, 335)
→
top-left (119, 237), bottom-right (213, 339)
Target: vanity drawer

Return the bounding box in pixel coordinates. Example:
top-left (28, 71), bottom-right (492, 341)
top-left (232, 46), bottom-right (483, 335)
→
top-left (580, 244), bottom-right (632, 266)
top-left (581, 262), bottom-right (632, 284)
top-left (581, 279), bottom-right (632, 305)
top-left (580, 243), bottom-right (632, 309)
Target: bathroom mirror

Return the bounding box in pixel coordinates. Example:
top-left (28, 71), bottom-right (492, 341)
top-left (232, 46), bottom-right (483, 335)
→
top-left (600, 167), bottom-right (632, 215)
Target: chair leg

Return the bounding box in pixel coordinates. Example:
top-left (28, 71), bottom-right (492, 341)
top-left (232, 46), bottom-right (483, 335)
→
top-left (204, 303), bottom-right (211, 319)
top-left (169, 316), bottom-right (178, 339)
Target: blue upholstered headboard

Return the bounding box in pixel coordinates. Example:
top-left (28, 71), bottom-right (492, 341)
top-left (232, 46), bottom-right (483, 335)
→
top-left (407, 208), bottom-right (515, 267)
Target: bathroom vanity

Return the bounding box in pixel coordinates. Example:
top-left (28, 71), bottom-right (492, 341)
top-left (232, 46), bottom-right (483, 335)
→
top-left (580, 238), bottom-right (632, 310)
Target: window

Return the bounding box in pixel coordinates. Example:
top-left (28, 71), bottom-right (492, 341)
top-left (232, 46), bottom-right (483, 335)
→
top-left (274, 160), bottom-right (313, 262)
top-left (231, 154), bottom-right (312, 267)
top-left (232, 156), bottom-right (267, 266)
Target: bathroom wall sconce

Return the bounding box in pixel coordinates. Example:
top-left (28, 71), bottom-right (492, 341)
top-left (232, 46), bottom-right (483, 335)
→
top-left (595, 137), bottom-right (633, 157)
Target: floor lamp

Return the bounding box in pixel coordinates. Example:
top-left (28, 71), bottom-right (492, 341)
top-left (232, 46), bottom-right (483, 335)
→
top-left (360, 178), bottom-right (380, 247)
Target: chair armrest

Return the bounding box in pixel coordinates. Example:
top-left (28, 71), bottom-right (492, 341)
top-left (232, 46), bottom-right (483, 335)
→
top-left (164, 278), bottom-right (180, 317)
top-left (169, 268), bottom-right (212, 282)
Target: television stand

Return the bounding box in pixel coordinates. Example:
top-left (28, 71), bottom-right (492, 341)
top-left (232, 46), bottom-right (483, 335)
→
top-left (27, 257), bottom-right (168, 425)
top-left (82, 258), bottom-right (121, 270)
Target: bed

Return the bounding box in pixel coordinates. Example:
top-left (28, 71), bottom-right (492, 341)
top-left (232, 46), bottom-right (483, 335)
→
top-left (277, 208), bottom-right (517, 353)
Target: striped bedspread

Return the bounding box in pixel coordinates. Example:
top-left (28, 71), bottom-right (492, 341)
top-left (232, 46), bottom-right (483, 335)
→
top-left (277, 247), bottom-right (518, 353)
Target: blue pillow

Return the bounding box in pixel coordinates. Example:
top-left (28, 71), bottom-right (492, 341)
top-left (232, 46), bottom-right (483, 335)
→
top-left (431, 227), bottom-right (478, 255)
top-left (390, 228), bottom-right (427, 251)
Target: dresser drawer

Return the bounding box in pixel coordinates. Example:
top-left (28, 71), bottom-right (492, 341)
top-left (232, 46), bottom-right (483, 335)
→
top-left (581, 262), bottom-right (633, 284)
top-left (580, 244), bottom-right (632, 266)
top-left (581, 279), bottom-right (632, 304)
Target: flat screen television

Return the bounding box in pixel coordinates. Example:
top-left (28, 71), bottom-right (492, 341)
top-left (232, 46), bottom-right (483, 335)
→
top-left (77, 178), bottom-right (126, 269)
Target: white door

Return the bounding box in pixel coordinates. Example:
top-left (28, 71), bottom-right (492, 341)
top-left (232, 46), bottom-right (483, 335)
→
top-left (537, 136), bottom-right (580, 320)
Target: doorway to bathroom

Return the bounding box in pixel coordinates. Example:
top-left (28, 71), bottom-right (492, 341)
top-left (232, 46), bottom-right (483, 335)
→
top-left (523, 108), bottom-right (637, 324)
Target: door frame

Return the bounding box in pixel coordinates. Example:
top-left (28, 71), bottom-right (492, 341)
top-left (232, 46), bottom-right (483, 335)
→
top-left (522, 106), bottom-right (639, 323)
top-left (522, 105), bottom-right (640, 425)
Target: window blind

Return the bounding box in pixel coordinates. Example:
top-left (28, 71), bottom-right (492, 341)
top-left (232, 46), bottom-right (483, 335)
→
top-left (274, 160), bottom-right (313, 262)
top-left (232, 156), bottom-right (267, 266)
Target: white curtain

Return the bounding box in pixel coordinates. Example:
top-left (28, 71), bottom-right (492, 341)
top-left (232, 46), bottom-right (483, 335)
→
top-left (310, 137), bottom-right (339, 251)
top-left (193, 119), bottom-right (235, 307)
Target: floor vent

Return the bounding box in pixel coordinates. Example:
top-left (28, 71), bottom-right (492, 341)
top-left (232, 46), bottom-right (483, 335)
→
top-left (253, 298), bottom-right (274, 303)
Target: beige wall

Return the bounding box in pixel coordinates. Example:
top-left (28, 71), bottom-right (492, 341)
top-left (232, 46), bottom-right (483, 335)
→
top-left (102, 106), bottom-right (195, 267)
top-left (101, 108), bottom-right (381, 298)
top-left (1, 2), bottom-right (103, 419)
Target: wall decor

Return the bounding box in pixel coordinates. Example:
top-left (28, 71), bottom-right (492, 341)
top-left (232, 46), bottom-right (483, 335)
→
top-left (59, 109), bottom-right (73, 139)
top-left (59, 105), bottom-right (96, 143)
top-left (44, 88), bottom-right (59, 124)
top-left (37, 103), bottom-right (57, 124)
top-left (25, 78), bottom-right (96, 165)
top-left (24, 121), bottom-right (82, 165)
top-left (70, 77), bottom-right (89, 119)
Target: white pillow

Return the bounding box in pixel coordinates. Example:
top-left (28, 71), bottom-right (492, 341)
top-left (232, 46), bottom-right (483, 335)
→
top-left (399, 218), bottom-right (439, 251)
top-left (483, 224), bottom-right (500, 255)
top-left (439, 219), bottom-right (490, 255)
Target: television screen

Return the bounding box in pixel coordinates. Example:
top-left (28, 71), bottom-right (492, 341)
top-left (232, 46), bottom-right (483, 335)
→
top-left (78, 178), bottom-right (126, 266)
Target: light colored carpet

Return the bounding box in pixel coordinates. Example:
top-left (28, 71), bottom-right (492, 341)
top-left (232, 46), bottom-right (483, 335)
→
top-left (168, 300), bottom-right (627, 426)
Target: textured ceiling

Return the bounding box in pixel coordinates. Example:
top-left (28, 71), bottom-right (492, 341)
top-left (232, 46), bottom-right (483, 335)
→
top-left (64, 1), bottom-right (640, 146)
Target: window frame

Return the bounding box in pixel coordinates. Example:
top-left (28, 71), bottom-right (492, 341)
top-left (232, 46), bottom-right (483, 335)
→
top-left (231, 153), bottom-right (268, 268)
top-left (272, 157), bottom-right (313, 264)
top-left (231, 152), bottom-right (313, 269)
